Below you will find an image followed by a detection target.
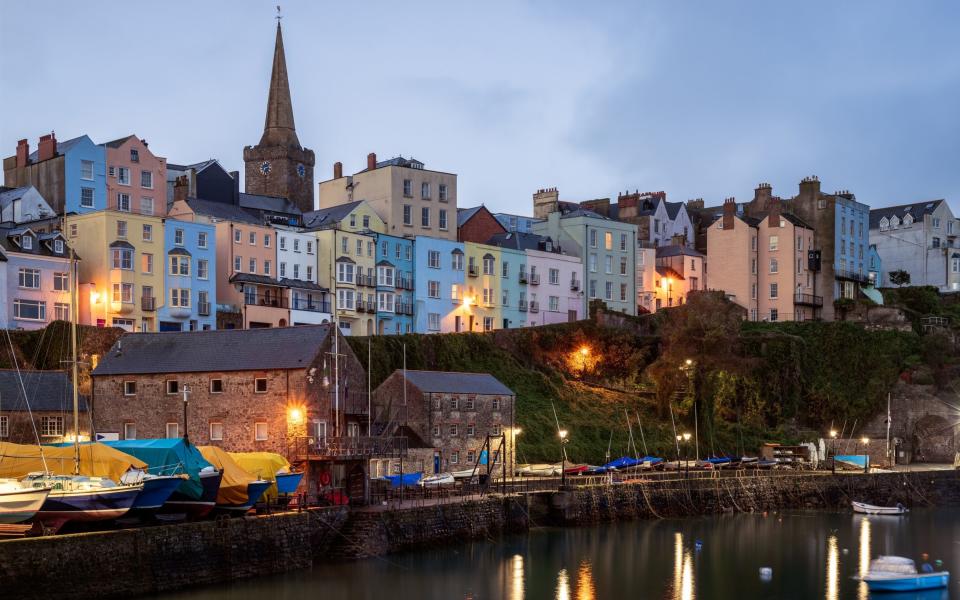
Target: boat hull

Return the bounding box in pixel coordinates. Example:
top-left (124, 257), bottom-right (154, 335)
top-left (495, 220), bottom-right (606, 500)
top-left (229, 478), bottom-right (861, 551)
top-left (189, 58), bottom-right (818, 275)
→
top-left (36, 485), bottom-right (140, 523)
top-left (853, 501), bottom-right (908, 515)
top-left (162, 471), bottom-right (222, 519)
top-left (131, 476), bottom-right (184, 511)
top-left (0, 486), bottom-right (50, 524)
top-left (864, 572), bottom-right (949, 592)
top-left (214, 480), bottom-right (271, 513)
top-left (275, 472), bottom-right (304, 495)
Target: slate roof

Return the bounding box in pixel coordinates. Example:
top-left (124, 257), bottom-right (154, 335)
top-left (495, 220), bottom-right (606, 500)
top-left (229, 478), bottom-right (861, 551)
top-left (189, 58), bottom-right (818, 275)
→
top-left (399, 370), bottom-right (514, 396)
top-left (185, 198), bottom-right (261, 224)
top-left (281, 278), bottom-right (329, 292)
top-left (486, 231), bottom-right (559, 253)
top-left (0, 186), bottom-right (33, 207)
top-left (656, 245), bottom-right (704, 259)
top-left (869, 200), bottom-right (945, 230)
top-left (27, 135), bottom-right (88, 161)
top-left (166, 159), bottom-right (219, 173)
top-left (655, 266), bottom-right (685, 281)
top-left (457, 206), bottom-right (483, 227)
top-left (103, 135), bottom-right (136, 148)
top-left (779, 212), bottom-right (813, 229)
top-left (239, 193), bottom-right (302, 216)
top-left (0, 226), bottom-right (67, 259)
top-left (560, 208), bottom-right (609, 220)
top-left (665, 201), bottom-right (685, 220)
top-left (92, 325), bottom-right (334, 376)
top-left (374, 156), bottom-right (424, 170)
top-left (0, 370), bottom-right (87, 412)
top-left (302, 201), bottom-right (363, 230)
top-left (229, 272), bottom-right (285, 287)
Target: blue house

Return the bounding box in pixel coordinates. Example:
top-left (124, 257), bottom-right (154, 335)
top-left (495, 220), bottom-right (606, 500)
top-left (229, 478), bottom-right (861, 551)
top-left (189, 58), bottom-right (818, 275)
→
top-left (375, 233), bottom-right (415, 335)
top-left (11, 134), bottom-right (107, 215)
top-left (413, 235), bottom-right (465, 333)
top-left (158, 220), bottom-right (217, 331)
top-left (833, 194), bottom-right (872, 302)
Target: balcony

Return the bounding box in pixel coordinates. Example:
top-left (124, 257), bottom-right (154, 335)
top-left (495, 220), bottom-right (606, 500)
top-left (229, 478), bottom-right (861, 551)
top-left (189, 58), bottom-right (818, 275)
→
top-left (570, 279), bottom-right (581, 291)
top-left (291, 436), bottom-right (408, 461)
top-left (356, 274), bottom-right (374, 287)
top-left (140, 296), bottom-right (156, 311)
top-left (834, 268), bottom-right (870, 284)
top-left (529, 273), bottom-right (540, 285)
top-left (244, 293), bottom-right (288, 309)
top-left (397, 303), bottom-right (414, 316)
top-left (292, 298), bottom-right (331, 313)
top-left (793, 293), bottom-right (823, 307)
top-left (519, 271), bottom-right (528, 284)
top-left (468, 265), bottom-right (479, 277)
top-left (530, 301), bottom-right (540, 313)
top-left (395, 277), bottom-right (414, 290)
top-left (198, 301), bottom-right (211, 316)
top-left (518, 300), bottom-right (528, 312)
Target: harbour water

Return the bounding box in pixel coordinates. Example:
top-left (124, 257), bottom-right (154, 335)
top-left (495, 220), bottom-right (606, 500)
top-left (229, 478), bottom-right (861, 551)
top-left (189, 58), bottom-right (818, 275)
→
top-left (152, 508), bottom-right (960, 600)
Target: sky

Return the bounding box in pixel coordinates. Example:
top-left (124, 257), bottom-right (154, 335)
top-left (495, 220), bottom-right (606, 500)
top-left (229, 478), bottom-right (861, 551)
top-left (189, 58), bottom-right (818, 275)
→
top-left (1, 1), bottom-right (958, 215)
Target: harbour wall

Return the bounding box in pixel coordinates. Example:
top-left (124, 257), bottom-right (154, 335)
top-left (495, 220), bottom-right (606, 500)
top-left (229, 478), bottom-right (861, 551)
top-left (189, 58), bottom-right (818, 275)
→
top-left (2, 471), bottom-right (959, 599)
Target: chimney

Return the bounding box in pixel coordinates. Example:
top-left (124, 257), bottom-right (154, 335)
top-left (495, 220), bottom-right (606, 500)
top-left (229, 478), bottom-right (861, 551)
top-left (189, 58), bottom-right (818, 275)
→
top-left (367, 153), bottom-right (377, 170)
top-left (753, 182), bottom-right (772, 210)
top-left (798, 175), bottom-right (821, 201)
top-left (722, 197), bottom-right (736, 230)
top-left (37, 132), bottom-right (57, 162)
top-left (767, 197), bottom-right (781, 227)
top-left (671, 233), bottom-right (686, 247)
top-left (687, 198), bottom-right (704, 210)
top-left (333, 162), bottom-right (343, 179)
top-left (532, 187), bottom-right (560, 220)
top-left (173, 176), bottom-right (190, 204)
top-left (15, 139), bottom-right (29, 168)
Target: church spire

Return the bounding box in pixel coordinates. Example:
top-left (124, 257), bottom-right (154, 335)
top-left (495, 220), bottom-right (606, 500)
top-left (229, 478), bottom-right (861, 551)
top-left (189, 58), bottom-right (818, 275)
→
top-left (260, 21), bottom-right (300, 148)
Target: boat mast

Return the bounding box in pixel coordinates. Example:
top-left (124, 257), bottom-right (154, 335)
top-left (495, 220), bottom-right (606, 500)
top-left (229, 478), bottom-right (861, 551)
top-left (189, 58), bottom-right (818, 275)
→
top-left (71, 245), bottom-right (80, 476)
top-left (886, 393), bottom-right (892, 465)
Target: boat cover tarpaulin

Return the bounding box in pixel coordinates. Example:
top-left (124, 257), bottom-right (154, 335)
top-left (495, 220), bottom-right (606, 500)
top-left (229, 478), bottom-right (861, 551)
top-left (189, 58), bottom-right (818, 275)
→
top-left (0, 441), bottom-right (146, 482)
top-left (384, 472), bottom-right (422, 487)
top-left (228, 452), bottom-right (290, 501)
top-left (199, 446), bottom-right (259, 506)
top-left (104, 439), bottom-right (213, 500)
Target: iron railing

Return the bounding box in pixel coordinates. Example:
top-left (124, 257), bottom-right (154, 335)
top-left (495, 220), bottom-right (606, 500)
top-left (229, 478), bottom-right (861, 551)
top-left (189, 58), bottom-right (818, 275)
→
top-left (140, 296), bottom-right (156, 311)
top-left (243, 293), bottom-right (288, 308)
top-left (292, 298), bottom-right (331, 312)
top-left (292, 436), bottom-right (408, 460)
top-left (793, 293), bottom-right (823, 307)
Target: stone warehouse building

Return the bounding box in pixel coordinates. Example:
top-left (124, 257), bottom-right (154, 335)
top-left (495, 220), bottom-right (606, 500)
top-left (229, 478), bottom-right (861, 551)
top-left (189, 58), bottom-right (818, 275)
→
top-left (0, 370), bottom-right (89, 445)
top-left (91, 325), bottom-right (401, 501)
top-left (372, 370), bottom-right (516, 476)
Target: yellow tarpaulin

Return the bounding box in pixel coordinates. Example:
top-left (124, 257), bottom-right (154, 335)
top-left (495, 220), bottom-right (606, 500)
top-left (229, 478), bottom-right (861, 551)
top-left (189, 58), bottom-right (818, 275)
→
top-left (198, 446), bottom-right (258, 506)
top-left (229, 451), bottom-right (290, 502)
top-left (0, 442), bottom-right (147, 483)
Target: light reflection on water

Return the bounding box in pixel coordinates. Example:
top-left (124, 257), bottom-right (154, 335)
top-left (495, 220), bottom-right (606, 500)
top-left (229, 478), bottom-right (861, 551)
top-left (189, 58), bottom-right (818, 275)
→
top-left (146, 509), bottom-right (959, 600)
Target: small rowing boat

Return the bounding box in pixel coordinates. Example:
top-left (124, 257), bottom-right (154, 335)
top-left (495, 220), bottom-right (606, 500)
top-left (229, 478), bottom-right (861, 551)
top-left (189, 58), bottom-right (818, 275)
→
top-left (859, 556), bottom-right (949, 592)
top-left (852, 501), bottom-right (908, 515)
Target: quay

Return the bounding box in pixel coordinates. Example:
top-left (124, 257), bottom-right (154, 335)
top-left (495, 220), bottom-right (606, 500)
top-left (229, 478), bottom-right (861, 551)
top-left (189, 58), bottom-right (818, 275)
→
top-left (3, 469), bottom-right (960, 600)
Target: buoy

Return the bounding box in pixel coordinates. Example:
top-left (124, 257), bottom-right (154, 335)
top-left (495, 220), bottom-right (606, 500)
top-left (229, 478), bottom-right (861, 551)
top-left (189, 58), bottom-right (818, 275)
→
top-left (842, 549), bottom-right (849, 555)
top-left (695, 540), bottom-right (703, 552)
top-left (759, 567), bottom-right (773, 582)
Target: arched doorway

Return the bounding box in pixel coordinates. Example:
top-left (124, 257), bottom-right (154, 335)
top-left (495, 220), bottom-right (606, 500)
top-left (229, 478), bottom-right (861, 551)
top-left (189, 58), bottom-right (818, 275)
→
top-left (366, 319), bottom-right (373, 335)
top-left (912, 414), bottom-right (954, 463)
top-left (278, 318), bottom-right (287, 328)
top-left (378, 320), bottom-right (386, 335)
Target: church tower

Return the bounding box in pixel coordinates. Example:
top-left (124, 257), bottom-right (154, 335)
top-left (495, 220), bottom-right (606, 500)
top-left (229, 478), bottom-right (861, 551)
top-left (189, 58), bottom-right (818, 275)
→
top-left (243, 21), bottom-right (315, 212)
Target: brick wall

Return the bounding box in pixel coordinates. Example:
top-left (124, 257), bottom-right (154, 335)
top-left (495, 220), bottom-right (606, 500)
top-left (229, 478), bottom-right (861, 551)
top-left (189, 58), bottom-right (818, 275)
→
top-left (0, 409), bottom-right (88, 445)
top-left (458, 207), bottom-right (507, 243)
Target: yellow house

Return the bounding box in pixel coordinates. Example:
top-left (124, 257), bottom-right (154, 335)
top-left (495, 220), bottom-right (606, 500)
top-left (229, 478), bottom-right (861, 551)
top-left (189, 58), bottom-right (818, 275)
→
top-left (463, 242), bottom-right (502, 332)
top-left (305, 201), bottom-right (386, 336)
top-left (66, 210), bottom-right (165, 331)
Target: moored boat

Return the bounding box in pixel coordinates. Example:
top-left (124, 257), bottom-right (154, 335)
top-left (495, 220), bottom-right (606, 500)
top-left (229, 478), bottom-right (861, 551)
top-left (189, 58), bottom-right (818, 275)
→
top-left (383, 472), bottom-right (423, 487)
top-left (275, 471), bottom-right (304, 495)
top-left (860, 556), bottom-right (949, 592)
top-left (199, 446), bottom-right (270, 514)
top-left (419, 473), bottom-right (455, 487)
top-left (853, 501), bottom-right (908, 515)
top-left (0, 479), bottom-right (50, 524)
top-left (163, 467), bottom-right (222, 519)
top-left (128, 475), bottom-right (185, 512)
top-left (229, 451), bottom-right (302, 503)
top-left (25, 475), bottom-right (141, 525)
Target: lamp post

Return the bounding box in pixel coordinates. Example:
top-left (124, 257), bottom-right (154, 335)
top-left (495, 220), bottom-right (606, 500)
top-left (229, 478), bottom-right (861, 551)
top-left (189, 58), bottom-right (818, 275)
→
top-left (181, 384), bottom-right (191, 444)
top-left (829, 429), bottom-right (838, 474)
top-left (579, 346), bottom-right (590, 380)
top-left (675, 434), bottom-right (682, 475)
top-left (861, 436), bottom-right (870, 474)
top-left (559, 429), bottom-right (569, 488)
top-left (682, 432), bottom-right (692, 477)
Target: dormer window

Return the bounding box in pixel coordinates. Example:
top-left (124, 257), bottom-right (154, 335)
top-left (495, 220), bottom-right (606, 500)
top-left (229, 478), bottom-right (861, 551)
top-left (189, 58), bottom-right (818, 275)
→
top-left (879, 217), bottom-right (889, 231)
top-left (130, 149), bottom-right (139, 163)
top-left (54, 240), bottom-right (64, 254)
top-left (890, 216), bottom-right (900, 229)
top-left (21, 236), bottom-right (32, 250)
top-left (903, 214), bottom-right (913, 227)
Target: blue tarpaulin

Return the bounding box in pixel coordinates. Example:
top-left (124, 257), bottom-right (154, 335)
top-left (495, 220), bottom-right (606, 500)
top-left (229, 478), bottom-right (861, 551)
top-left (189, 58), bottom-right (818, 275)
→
top-left (383, 472), bottom-right (422, 487)
top-left (104, 439), bottom-right (213, 499)
top-left (835, 455), bottom-right (870, 468)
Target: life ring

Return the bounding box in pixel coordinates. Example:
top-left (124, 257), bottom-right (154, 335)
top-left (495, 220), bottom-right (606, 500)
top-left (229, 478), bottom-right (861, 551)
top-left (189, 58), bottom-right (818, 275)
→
top-left (319, 471), bottom-right (332, 487)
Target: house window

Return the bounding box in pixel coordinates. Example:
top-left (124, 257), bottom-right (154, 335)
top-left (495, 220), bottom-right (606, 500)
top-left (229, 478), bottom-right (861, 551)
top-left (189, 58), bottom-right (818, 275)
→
top-left (255, 378), bottom-right (268, 393)
top-left (234, 229), bottom-right (242, 243)
top-left (492, 424), bottom-right (502, 436)
top-left (166, 380), bottom-right (179, 395)
top-left (451, 252), bottom-right (463, 270)
top-left (198, 259), bottom-right (208, 280)
top-left (403, 179), bottom-right (412, 197)
top-left (40, 416), bottom-right (64, 437)
top-left (403, 205), bottom-right (412, 225)
top-left (141, 197), bottom-right (154, 215)
top-left (123, 422), bottom-right (136, 440)
top-left (166, 423), bottom-right (179, 438)
top-left (428, 280), bottom-right (440, 298)
top-left (13, 299), bottom-right (45, 321)
top-left (142, 224), bottom-right (152, 241)
top-left (18, 268), bottom-right (40, 289)
top-left (450, 451), bottom-right (459, 465)
top-left (255, 422), bottom-right (268, 441)
top-left (449, 424), bottom-right (459, 437)
top-left (124, 381), bottom-right (137, 396)
top-left (362, 216), bottom-right (370, 229)
top-left (483, 317), bottom-right (494, 331)
top-left (466, 423), bottom-right (476, 436)
top-left (142, 253), bottom-right (153, 274)
top-left (493, 398), bottom-right (502, 410)
top-left (428, 313), bottom-right (440, 331)
top-left (620, 233), bottom-right (627, 251)
top-left (605, 282), bottom-right (613, 300)
top-left (266, 260), bottom-right (273, 276)
top-left (421, 182), bottom-right (431, 199)
top-left (428, 250), bottom-right (440, 268)
top-left (619, 257), bottom-right (627, 276)
top-left (589, 253), bottom-right (597, 272)
top-left (170, 288), bottom-right (190, 308)
top-left (769, 258), bottom-right (778, 273)
top-left (589, 229), bottom-right (597, 248)
top-left (439, 184), bottom-right (448, 202)
top-left (80, 187), bottom-right (94, 208)
top-left (112, 248), bottom-right (133, 270)
top-left (280, 262), bottom-right (287, 278)
top-left (54, 303), bottom-right (70, 321)
top-left (349, 214), bottom-right (356, 228)
top-left (770, 283), bottom-right (778, 299)
top-left (433, 425), bottom-right (441, 438)
top-left (249, 258), bottom-right (257, 273)
top-left (769, 235), bottom-right (779, 251)
top-left (130, 149), bottom-right (140, 163)
top-left (550, 296), bottom-right (560, 311)
top-left (307, 241), bottom-right (313, 254)
top-left (169, 255), bottom-right (190, 276)
top-left (140, 170), bottom-right (153, 189)
top-left (174, 228), bottom-right (184, 246)
top-left (770, 309), bottom-right (779, 322)
top-left (604, 232), bottom-right (613, 250)
top-left (483, 256), bottom-right (495, 275)
top-left (117, 220), bottom-right (128, 238)
top-left (356, 239), bottom-right (363, 256)
top-left (549, 268), bottom-right (559, 284)
top-left (80, 160), bottom-right (94, 180)
top-left (209, 422), bottom-right (224, 441)
top-left (118, 167), bottom-right (130, 185)
top-left (421, 207), bottom-right (431, 227)
top-left (439, 209), bottom-right (448, 230)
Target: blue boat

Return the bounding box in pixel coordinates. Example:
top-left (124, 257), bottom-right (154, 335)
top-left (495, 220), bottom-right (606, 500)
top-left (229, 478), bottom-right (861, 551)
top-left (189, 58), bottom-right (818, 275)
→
top-left (862, 556), bottom-right (949, 593)
top-left (275, 471), bottom-right (304, 495)
top-left (215, 480), bottom-right (272, 513)
top-left (164, 468), bottom-right (222, 519)
top-left (28, 477), bottom-right (142, 525)
top-left (383, 472), bottom-right (422, 487)
top-left (130, 475), bottom-right (184, 511)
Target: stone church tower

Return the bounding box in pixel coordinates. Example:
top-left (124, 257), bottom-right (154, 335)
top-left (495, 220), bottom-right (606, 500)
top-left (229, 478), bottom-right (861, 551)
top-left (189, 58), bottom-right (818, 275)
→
top-left (243, 22), bottom-right (315, 212)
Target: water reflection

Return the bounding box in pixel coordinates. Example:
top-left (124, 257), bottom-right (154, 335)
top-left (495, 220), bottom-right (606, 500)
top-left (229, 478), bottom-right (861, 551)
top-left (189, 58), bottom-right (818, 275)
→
top-left (669, 531), bottom-right (695, 600)
top-left (826, 535), bottom-right (839, 600)
top-left (857, 517), bottom-right (871, 600)
top-left (510, 554), bottom-right (524, 600)
top-left (576, 560), bottom-right (596, 600)
top-left (556, 568), bottom-right (571, 600)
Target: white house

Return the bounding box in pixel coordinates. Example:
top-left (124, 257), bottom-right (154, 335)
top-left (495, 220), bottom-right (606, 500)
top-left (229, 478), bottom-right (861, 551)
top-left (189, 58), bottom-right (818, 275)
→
top-left (870, 200), bottom-right (960, 290)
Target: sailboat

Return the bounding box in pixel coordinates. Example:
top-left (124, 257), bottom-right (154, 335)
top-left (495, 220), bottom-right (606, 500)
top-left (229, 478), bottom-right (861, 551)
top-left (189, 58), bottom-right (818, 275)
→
top-left (0, 478), bottom-right (50, 524)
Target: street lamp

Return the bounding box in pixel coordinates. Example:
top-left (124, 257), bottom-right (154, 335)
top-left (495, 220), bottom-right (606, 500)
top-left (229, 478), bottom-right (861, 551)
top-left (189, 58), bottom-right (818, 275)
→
top-left (682, 432), bottom-right (692, 477)
top-left (578, 346), bottom-right (590, 379)
top-left (181, 384), bottom-right (191, 444)
top-left (829, 429), bottom-right (838, 474)
top-left (861, 436), bottom-right (870, 473)
top-left (675, 434), bottom-right (682, 475)
top-left (559, 429), bottom-right (569, 488)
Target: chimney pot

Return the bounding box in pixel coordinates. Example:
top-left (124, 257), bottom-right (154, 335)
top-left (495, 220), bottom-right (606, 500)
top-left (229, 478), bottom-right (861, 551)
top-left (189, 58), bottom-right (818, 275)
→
top-left (334, 161), bottom-right (343, 179)
top-left (37, 132), bottom-right (57, 162)
top-left (367, 153), bottom-right (376, 170)
top-left (15, 139), bottom-right (29, 168)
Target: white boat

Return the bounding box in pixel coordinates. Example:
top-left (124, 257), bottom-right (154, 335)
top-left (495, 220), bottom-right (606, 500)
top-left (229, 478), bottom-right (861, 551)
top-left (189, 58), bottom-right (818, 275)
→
top-left (0, 478), bottom-right (50, 524)
top-left (852, 501), bottom-right (908, 515)
top-left (516, 463), bottom-right (560, 477)
top-left (419, 473), bottom-right (455, 487)
top-left (859, 556), bottom-right (949, 592)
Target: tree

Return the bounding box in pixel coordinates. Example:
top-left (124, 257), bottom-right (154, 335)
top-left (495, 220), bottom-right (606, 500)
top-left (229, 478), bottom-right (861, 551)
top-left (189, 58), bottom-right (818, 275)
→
top-left (889, 269), bottom-right (911, 287)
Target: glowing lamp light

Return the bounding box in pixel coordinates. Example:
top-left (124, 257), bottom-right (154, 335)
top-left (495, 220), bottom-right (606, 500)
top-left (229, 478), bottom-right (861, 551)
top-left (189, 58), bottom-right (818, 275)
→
top-left (860, 436), bottom-right (870, 445)
top-left (579, 346), bottom-right (590, 357)
top-left (682, 432), bottom-right (692, 442)
top-left (512, 427), bottom-right (523, 436)
top-left (288, 407), bottom-right (304, 423)
top-left (685, 359), bottom-right (693, 366)
top-left (462, 296), bottom-right (473, 308)
top-left (558, 429), bottom-right (568, 440)
top-left (90, 291), bottom-right (102, 304)
top-left (829, 430), bottom-right (838, 438)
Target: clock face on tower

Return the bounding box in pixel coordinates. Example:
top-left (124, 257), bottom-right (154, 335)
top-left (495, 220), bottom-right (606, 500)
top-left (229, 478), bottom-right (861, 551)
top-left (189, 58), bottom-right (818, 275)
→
top-left (296, 164), bottom-right (306, 178)
top-left (259, 161), bottom-right (272, 175)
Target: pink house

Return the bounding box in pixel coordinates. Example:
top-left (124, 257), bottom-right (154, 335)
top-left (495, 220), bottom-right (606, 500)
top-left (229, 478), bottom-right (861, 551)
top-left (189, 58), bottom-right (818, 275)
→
top-left (103, 135), bottom-right (166, 217)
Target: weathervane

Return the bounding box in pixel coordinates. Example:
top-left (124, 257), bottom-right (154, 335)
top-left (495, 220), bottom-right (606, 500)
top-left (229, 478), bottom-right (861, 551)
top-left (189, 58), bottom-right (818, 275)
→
top-left (276, 5), bottom-right (282, 21)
